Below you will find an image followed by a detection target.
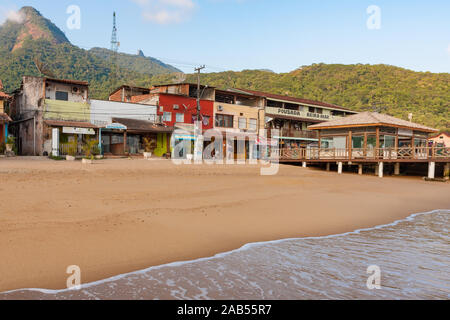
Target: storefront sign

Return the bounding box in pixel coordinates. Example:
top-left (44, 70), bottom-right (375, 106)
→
top-left (106, 123), bottom-right (127, 130)
top-left (63, 127), bottom-right (95, 135)
top-left (266, 107), bottom-right (331, 120)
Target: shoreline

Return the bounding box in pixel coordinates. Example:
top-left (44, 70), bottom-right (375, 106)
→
top-left (2, 208), bottom-right (448, 295)
top-left (1, 159), bottom-right (449, 292)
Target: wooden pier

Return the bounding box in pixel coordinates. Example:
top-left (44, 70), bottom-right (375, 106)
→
top-left (277, 147), bottom-right (450, 179)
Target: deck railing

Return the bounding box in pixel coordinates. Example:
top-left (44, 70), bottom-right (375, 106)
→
top-left (279, 147), bottom-right (450, 161)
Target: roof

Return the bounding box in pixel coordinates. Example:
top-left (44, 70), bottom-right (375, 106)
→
top-left (153, 83), bottom-right (215, 89)
top-left (232, 88), bottom-right (354, 112)
top-left (308, 112), bottom-right (438, 132)
top-left (0, 113), bottom-right (12, 123)
top-left (429, 132), bottom-right (450, 139)
top-left (44, 77), bottom-right (89, 86)
top-left (111, 118), bottom-right (174, 133)
top-left (44, 120), bottom-right (99, 128)
top-left (110, 85), bottom-right (151, 96)
top-left (0, 91), bottom-right (11, 99)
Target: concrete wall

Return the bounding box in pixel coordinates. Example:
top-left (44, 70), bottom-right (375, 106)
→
top-left (90, 99), bottom-right (157, 127)
top-left (429, 134), bottom-right (450, 147)
top-left (45, 81), bottom-right (88, 102)
top-left (214, 102), bottom-right (264, 132)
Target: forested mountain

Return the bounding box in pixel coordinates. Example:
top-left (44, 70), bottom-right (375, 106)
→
top-left (150, 64), bottom-right (449, 130)
top-left (0, 7), bottom-right (448, 130)
top-left (0, 6), bottom-right (180, 97)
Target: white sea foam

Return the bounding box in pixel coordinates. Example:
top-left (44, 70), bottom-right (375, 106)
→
top-left (2, 209), bottom-right (449, 299)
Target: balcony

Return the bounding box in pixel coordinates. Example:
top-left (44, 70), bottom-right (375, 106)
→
top-left (275, 128), bottom-right (319, 140)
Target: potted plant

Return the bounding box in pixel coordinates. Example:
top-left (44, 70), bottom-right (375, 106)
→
top-left (5, 136), bottom-right (14, 153)
top-left (66, 140), bottom-right (77, 161)
top-left (82, 138), bottom-right (99, 164)
top-left (143, 137), bottom-right (156, 159)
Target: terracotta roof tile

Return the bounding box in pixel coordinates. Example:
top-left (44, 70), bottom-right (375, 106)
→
top-left (233, 88), bottom-right (354, 112)
top-left (309, 112), bottom-right (438, 132)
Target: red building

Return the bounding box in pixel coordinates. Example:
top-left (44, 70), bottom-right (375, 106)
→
top-left (157, 93), bottom-right (214, 130)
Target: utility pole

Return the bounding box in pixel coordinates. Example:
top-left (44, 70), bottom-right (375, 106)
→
top-left (195, 65), bottom-right (206, 122)
top-left (194, 65), bottom-right (205, 162)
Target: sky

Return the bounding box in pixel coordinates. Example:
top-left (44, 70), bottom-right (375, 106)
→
top-left (0, 0), bottom-right (449, 74)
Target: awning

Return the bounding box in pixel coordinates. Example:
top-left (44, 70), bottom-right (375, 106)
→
top-left (173, 134), bottom-right (196, 141)
top-left (111, 118), bottom-right (174, 133)
top-left (0, 113), bottom-right (12, 123)
top-left (44, 120), bottom-right (99, 128)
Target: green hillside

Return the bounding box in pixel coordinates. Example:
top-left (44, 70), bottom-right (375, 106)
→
top-left (0, 7), bottom-right (448, 130)
top-left (150, 64), bottom-right (450, 131)
top-left (0, 6), bottom-right (180, 98)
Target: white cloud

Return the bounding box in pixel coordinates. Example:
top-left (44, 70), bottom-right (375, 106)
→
top-left (131, 0), bottom-right (196, 24)
top-left (0, 7), bottom-right (26, 25)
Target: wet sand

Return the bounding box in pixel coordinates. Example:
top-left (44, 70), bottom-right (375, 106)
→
top-left (0, 158), bottom-right (449, 292)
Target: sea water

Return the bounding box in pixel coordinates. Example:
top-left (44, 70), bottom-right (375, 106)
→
top-left (1, 210), bottom-right (449, 300)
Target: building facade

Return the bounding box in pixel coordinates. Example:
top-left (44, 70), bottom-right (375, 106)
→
top-left (231, 89), bottom-right (358, 150)
top-left (0, 79), bottom-right (12, 145)
top-left (10, 76), bottom-right (99, 156)
top-left (429, 132), bottom-right (450, 148)
top-left (90, 99), bottom-right (171, 156)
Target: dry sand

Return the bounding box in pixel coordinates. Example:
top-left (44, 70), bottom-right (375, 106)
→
top-left (0, 157), bottom-right (449, 292)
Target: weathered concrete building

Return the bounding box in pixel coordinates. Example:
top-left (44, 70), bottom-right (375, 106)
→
top-left (10, 76), bottom-right (96, 156)
top-left (0, 79), bottom-right (12, 145)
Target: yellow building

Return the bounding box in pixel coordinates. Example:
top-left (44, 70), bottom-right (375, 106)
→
top-left (213, 90), bottom-right (265, 160)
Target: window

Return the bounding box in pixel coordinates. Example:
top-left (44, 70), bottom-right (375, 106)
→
top-left (55, 91), bottom-right (69, 101)
top-left (249, 119), bottom-right (257, 131)
top-left (202, 116), bottom-right (210, 127)
top-left (238, 117), bottom-right (247, 129)
top-left (308, 107), bottom-right (323, 114)
top-left (352, 136), bottom-right (364, 149)
top-left (163, 112), bottom-right (172, 122)
top-left (215, 114), bottom-right (233, 128)
top-left (176, 113), bottom-right (184, 123)
top-left (321, 137), bottom-right (333, 149)
top-left (384, 135), bottom-right (396, 148)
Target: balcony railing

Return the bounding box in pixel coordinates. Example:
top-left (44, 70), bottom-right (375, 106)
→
top-left (279, 147), bottom-right (450, 161)
top-left (276, 129), bottom-right (318, 140)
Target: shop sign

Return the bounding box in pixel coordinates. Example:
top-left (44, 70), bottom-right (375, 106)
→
top-left (63, 127), bottom-right (95, 135)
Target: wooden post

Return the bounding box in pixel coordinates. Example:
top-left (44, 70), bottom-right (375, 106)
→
top-left (428, 162), bottom-right (435, 179)
top-left (394, 163), bottom-right (400, 176)
top-left (378, 162), bottom-right (384, 178)
top-left (338, 162), bottom-right (343, 174)
top-left (444, 163), bottom-right (450, 181)
top-left (123, 131), bottom-right (127, 155)
top-left (348, 130), bottom-right (352, 161)
top-left (318, 130), bottom-right (321, 160)
top-left (375, 127), bottom-right (380, 160)
top-left (358, 164), bottom-right (363, 175)
top-left (326, 163), bottom-right (331, 171)
top-left (364, 132), bottom-right (368, 157)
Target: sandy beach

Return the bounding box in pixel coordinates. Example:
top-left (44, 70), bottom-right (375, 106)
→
top-left (0, 158), bottom-right (449, 293)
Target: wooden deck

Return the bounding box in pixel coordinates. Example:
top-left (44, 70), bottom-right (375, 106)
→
top-left (278, 147), bottom-right (450, 163)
